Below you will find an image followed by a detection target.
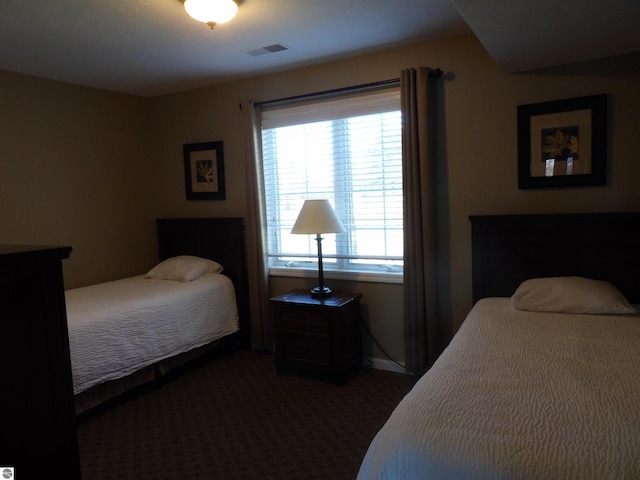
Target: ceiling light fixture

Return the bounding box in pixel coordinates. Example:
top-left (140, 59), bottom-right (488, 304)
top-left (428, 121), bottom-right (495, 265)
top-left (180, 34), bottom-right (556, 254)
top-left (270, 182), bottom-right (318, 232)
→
top-left (182, 0), bottom-right (238, 29)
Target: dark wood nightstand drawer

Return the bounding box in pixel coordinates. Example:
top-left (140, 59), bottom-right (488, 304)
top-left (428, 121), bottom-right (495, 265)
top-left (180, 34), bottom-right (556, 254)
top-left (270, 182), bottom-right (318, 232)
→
top-left (279, 310), bottom-right (329, 336)
top-left (279, 336), bottom-right (330, 366)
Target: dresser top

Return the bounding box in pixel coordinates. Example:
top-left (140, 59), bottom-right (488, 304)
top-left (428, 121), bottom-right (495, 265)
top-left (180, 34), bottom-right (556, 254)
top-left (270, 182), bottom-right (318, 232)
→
top-left (0, 245), bottom-right (72, 261)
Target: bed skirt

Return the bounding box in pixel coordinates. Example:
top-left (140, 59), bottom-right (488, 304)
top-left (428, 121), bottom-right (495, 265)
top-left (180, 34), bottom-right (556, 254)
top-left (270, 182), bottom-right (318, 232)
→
top-left (75, 340), bottom-right (222, 415)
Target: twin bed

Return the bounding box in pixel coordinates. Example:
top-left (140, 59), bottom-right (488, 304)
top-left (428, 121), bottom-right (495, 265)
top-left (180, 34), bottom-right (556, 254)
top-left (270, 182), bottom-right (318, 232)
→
top-left (358, 212), bottom-right (640, 480)
top-left (68, 217), bottom-right (249, 414)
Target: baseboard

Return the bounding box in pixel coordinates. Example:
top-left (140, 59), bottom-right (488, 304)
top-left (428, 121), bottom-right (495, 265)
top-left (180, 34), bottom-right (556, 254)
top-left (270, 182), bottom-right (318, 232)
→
top-left (364, 356), bottom-right (407, 374)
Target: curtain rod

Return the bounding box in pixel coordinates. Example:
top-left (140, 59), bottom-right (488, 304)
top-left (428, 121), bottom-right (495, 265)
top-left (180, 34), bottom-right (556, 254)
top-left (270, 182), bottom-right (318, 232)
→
top-left (255, 78), bottom-right (399, 109)
top-left (253, 68), bottom-right (443, 109)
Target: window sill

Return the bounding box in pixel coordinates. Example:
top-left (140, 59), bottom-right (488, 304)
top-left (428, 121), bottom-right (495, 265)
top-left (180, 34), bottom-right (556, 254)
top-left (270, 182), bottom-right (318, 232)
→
top-left (269, 267), bottom-right (403, 285)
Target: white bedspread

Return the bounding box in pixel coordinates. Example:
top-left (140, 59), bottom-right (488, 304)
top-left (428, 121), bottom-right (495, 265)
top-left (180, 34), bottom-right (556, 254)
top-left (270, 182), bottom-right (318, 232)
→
top-left (66, 273), bottom-right (239, 394)
top-left (358, 297), bottom-right (640, 480)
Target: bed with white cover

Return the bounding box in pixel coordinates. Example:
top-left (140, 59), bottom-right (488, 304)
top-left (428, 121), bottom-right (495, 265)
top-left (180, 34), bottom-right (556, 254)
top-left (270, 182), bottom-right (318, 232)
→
top-left (358, 212), bottom-right (640, 480)
top-left (69, 217), bottom-right (249, 414)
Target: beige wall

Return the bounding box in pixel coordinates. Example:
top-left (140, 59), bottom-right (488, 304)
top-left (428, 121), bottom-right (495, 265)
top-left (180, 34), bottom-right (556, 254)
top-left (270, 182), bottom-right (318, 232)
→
top-left (2, 33), bottom-right (639, 365)
top-left (0, 70), bottom-right (156, 288)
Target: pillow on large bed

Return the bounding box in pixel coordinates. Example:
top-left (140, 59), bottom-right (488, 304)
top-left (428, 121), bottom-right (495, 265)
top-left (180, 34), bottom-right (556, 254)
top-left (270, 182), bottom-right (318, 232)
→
top-left (145, 255), bottom-right (223, 282)
top-left (511, 276), bottom-right (636, 314)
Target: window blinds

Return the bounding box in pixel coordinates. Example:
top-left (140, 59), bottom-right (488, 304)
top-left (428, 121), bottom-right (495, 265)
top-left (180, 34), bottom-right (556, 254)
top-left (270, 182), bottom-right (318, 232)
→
top-left (261, 85), bottom-right (403, 271)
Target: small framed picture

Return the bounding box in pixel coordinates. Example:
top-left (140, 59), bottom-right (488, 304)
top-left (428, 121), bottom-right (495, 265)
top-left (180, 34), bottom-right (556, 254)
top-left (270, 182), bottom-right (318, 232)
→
top-left (183, 141), bottom-right (225, 200)
top-left (517, 94), bottom-right (607, 189)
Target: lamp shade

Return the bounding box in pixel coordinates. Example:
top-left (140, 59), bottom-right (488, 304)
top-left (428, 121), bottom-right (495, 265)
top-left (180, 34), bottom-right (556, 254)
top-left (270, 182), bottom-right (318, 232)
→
top-left (183, 0), bottom-right (238, 24)
top-left (291, 199), bottom-right (345, 235)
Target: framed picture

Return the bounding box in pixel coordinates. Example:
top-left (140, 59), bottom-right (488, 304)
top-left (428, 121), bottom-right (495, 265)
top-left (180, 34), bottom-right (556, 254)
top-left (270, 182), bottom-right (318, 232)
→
top-left (183, 141), bottom-right (226, 200)
top-left (517, 94), bottom-right (607, 189)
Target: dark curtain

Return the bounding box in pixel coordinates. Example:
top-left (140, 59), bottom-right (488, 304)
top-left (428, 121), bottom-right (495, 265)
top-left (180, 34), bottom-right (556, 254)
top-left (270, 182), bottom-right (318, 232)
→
top-left (242, 100), bottom-right (273, 350)
top-left (401, 67), bottom-right (441, 375)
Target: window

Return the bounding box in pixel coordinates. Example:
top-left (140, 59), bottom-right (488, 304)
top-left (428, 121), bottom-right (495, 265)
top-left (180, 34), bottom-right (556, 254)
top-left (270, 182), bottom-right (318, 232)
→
top-left (260, 85), bottom-right (403, 280)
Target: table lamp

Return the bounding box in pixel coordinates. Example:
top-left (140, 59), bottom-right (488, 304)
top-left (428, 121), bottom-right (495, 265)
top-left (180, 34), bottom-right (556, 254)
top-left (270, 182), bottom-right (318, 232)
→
top-left (291, 199), bottom-right (345, 298)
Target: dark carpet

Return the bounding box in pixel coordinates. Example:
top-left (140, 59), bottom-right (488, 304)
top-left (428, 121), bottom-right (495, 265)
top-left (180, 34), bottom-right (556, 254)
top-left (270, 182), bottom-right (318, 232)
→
top-left (76, 349), bottom-right (415, 480)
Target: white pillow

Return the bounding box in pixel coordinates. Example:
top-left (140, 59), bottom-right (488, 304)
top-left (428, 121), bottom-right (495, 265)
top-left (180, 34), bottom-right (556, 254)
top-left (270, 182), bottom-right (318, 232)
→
top-left (511, 276), bottom-right (636, 315)
top-left (145, 255), bottom-right (223, 282)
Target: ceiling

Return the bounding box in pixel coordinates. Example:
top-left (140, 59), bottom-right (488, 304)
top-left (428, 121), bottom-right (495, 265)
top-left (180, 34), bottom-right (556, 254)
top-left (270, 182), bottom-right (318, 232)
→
top-left (0, 0), bottom-right (638, 97)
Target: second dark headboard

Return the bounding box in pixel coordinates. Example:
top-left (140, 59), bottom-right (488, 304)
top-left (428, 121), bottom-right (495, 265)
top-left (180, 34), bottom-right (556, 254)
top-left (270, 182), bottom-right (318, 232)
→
top-left (470, 212), bottom-right (640, 304)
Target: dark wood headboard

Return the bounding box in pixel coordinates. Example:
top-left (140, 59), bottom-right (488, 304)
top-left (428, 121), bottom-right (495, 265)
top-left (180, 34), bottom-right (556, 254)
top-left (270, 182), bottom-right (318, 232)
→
top-left (470, 213), bottom-right (640, 304)
top-left (156, 218), bottom-right (250, 347)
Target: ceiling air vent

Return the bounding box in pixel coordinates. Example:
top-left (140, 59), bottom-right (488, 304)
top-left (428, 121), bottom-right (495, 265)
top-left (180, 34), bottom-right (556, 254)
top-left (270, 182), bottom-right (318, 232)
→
top-left (245, 43), bottom-right (290, 57)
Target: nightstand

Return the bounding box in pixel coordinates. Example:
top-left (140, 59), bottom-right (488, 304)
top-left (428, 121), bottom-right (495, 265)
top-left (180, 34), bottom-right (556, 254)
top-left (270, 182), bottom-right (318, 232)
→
top-left (270, 289), bottom-right (362, 385)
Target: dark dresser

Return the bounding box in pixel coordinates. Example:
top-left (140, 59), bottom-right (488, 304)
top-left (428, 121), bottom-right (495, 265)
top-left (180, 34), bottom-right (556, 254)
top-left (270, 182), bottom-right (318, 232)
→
top-left (0, 245), bottom-right (80, 479)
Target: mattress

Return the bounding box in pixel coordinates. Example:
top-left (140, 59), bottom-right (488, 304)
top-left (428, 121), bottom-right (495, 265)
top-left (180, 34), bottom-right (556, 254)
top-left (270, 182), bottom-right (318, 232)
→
top-left (66, 273), bottom-right (239, 394)
top-left (358, 297), bottom-right (640, 480)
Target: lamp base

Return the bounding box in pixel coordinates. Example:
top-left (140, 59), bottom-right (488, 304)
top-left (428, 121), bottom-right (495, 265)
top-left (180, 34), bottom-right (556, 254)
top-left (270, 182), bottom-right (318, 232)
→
top-left (310, 285), bottom-right (333, 298)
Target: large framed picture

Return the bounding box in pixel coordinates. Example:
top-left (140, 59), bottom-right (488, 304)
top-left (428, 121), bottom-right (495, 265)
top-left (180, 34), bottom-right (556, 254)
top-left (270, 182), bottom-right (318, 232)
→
top-left (183, 141), bottom-right (226, 200)
top-left (517, 94), bottom-right (607, 189)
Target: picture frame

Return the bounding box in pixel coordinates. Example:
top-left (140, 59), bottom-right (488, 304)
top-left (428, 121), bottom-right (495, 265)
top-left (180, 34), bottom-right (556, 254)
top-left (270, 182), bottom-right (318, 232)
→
top-left (517, 94), bottom-right (607, 189)
top-left (183, 141), bottom-right (226, 200)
